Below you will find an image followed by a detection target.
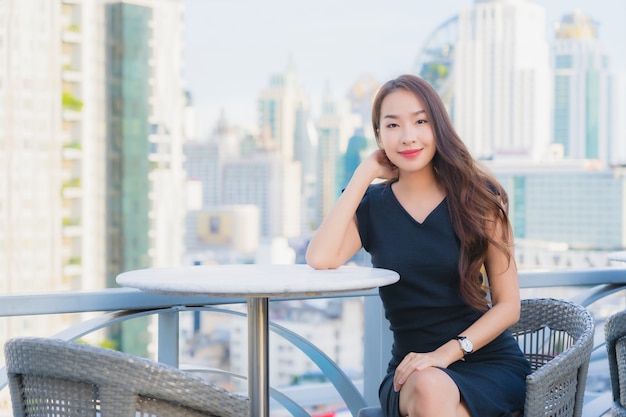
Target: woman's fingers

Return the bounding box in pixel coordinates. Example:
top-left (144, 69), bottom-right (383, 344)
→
top-left (393, 352), bottom-right (446, 392)
top-left (394, 353), bottom-right (419, 391)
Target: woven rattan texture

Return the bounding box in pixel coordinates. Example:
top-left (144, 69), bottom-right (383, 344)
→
top-left (4, 337), bottom-right (249, 417)
top-left (605, 310), bottom-right (626, 417)
top-left (508, 298), bottom-right (595, 417)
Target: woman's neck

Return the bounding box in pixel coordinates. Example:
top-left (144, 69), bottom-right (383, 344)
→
top-left (395, 165), bottom-right (441, 196)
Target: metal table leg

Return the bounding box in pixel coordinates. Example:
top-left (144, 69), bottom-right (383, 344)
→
top-left (247, 296), bottom-right (269, 417)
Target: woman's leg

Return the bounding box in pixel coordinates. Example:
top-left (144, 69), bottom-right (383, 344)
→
top-left (398, 367), bottom-right (471, 417)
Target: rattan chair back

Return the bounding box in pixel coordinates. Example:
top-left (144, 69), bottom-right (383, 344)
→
top-left (4, 337), bottom-right (249, 417)
top-left (605, 309), bottom-right (626, 417)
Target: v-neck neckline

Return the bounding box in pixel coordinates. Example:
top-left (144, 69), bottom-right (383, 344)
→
top-left (388, 187), bottom-right (447, 226)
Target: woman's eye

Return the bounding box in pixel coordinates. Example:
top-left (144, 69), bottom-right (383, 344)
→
top-left (416, 119), bottom-right (428, 125)
top-left (386, 123), bottom-right (399, 128)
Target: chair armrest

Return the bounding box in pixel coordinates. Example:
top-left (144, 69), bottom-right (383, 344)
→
top-left (523, 329), bottom-right (593, 417)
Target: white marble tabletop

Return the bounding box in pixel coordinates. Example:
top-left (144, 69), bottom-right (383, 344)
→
top-left (116, 264), bottom-right (399, 298)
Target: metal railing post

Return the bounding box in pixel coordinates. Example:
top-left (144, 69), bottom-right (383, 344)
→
top-left (363, 294), bottom-right (391, 406)
top-left (158, 309), bottom-right (179, 367)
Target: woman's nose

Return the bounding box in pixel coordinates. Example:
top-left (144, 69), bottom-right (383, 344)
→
top-left (401, 132), bottom-right (417, 144)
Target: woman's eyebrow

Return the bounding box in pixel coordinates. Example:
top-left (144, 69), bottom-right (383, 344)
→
top-left (383, 109), bottom-right (426, 119)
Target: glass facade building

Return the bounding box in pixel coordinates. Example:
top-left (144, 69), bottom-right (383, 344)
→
top-left (493, 163), bottom-right (626, 251)
top-left (102, 0), bottom-right (189, 355)
top-left (552, 11), bottom-right (617, 163)
top-left (106, 2), bottom-right (152, 283)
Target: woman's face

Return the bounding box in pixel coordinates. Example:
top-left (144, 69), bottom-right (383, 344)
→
top-left (377, 88), bottom-right (436, 174)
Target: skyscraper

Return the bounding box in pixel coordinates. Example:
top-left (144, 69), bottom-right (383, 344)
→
top-left (0, 0), bottom-right (188, 356)
top-left (257, 58), bottom-right (309, 162)
top-left (315, 86), bottom-right (361, 226)
top-left (255, 62), bottom-right (307, 238)
top-left (61, 0), bottom-right (109, 296)
top-left (221, 153), bottom-right (301, 238)
top-left (106, 0), bottom-right (187, 355)
top-left (552, 11), bottom-right (618, 164)
top-left (454, 0), bottom-right (551, 161)
top-left (0, 0), bottom-right (64, 343)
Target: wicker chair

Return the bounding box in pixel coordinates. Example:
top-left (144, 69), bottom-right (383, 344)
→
top-left (605, 309), bottom-right (626, 417)
top-left (4, 337), bottom-right (249, 417)
top-left (358, 298), bottom-right (595, 417)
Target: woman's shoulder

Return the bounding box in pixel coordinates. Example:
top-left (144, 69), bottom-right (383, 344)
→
top-left (366, 181), bottom-right (394, 196)
top-left (360, 182), bottom-right (395, 205)
top-left (358, 182), bottom-right (394, 211)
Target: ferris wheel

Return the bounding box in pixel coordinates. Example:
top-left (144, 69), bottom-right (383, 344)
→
top-left (412, 15), bottom-right (459, 109)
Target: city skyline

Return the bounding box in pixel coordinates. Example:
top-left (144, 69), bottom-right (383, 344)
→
top-left (183, 0), bottom-right (626, 138)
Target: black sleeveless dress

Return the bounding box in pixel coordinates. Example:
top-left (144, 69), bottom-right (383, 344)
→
top-left (356, 183), bottom-right (531, 417)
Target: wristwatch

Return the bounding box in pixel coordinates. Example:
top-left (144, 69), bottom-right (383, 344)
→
top-left (455, 336), bottom-right (474, 356)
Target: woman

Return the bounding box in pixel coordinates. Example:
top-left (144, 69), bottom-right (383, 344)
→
top-left (306, 74), bottom-right (530, 417)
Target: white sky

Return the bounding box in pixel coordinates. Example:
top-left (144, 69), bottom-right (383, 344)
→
top-left (182, 0), bottom-right (626, 137)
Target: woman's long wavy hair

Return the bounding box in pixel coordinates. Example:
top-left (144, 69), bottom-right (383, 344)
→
top-left (371, 74), bottom-right (513, 311)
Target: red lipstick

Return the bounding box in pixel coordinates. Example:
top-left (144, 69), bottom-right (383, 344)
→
top-left (399, 149), bottom-right (422, 158)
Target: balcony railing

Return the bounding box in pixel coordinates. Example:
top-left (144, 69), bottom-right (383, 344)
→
top-left (0, 266), bottom-right (624, 417)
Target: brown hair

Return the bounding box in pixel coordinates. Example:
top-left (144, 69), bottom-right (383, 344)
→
top-left (372, 74), bottom-right (513, 311)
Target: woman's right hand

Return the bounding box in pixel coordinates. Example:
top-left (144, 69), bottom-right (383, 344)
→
top-left (363, 149), bottom-right (398, 180)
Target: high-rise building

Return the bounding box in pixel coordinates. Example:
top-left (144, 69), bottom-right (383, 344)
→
top-left (489, 159), bottom-right (626, 268)
top-left (454, 0), bottom-right (551, 161)
top-left (105, 0), bottom-right (187, 355)
top-left (346, 74), bottom-right (379, 138)
top-left (257, 59), bottom-right (309, 162)
top-left (293, 97), bottom-right (317, 188)
top-left (255, 61), bottom-right (308, 238)
top-left (315, 87), bottom-right (361, 227)
top-left (145, 0), bottom-right (187, 271)
top-left (222, 153), bottom-right (301, 239)
top-left (552, 11), bottom-right (618, 164)
top-left (0, 1), bottom-right (64, 345)
top-left (105, 0), bottom-right (187, 280)
top-left (342, 134), bottom-right (368, 190)
top-left (184, 112), bottom-right (243, 210)
top-left (0, 0), bottom-right (188, 356)
top-left (61, 0), bottom-right (108, 296)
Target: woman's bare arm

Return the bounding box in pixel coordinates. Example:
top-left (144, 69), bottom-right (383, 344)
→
top-left (306, 150), bottom-right (397, 269)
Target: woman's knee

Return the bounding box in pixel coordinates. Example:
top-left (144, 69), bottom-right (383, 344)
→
top-left (400, 368), bottom-right (460, 413)
top-left (410, 368), bottom-right (458, 397)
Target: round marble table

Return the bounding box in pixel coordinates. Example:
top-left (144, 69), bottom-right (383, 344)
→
top-left (116, 264), bottom-right (399, 417)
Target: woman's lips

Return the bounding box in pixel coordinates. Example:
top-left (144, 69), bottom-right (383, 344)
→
top-left (399, 149), bottom-right (422, 158)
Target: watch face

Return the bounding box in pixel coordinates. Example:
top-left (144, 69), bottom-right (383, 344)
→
top-left (458, 337), bottom-right (473, 353)
top-left (461, 339), bottom-right (473, 352)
